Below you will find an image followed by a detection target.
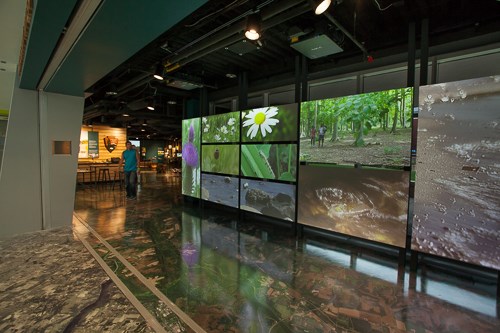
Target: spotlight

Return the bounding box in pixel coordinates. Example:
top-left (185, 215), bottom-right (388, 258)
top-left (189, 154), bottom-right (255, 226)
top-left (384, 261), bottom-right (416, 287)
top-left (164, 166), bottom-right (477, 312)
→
top-left (313, 0), bottom-right (331, 15)
top-left (153, 63), bottom-right (164, 80)
top-left (245, 13), bottom-right (262, 40)
top-left (147, 100), bottom-right (155, 111)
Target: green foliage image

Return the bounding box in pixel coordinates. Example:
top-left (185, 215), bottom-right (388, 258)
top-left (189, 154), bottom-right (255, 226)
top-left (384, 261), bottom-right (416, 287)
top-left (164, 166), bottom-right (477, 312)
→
top-left (202, 144), bottom-right (240, 175)
top-left (202, 111), bottom-right (240, 143)
top-left (241, 104), bottom-right (298, 142)
top-left (241, 144), bottom-right (297, 181)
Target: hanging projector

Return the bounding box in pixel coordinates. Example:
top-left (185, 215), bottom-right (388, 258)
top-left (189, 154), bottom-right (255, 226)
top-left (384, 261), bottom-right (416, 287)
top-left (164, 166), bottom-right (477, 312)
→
top-left (290, 34), bottom-right (343, 59)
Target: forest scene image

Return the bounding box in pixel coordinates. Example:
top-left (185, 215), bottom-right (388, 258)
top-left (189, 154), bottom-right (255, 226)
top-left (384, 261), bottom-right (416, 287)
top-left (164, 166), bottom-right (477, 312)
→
top-left (300, 88), bottom-right (413, 167)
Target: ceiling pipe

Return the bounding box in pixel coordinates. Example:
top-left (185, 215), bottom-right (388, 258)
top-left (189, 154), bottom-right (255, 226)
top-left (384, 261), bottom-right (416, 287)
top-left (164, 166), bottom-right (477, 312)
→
top-left (166, 2), bottom-right (312, 73)
top-left (322, 11), bottom-right (368, 55)
top-left (165, 0), bottom-right (307, 67)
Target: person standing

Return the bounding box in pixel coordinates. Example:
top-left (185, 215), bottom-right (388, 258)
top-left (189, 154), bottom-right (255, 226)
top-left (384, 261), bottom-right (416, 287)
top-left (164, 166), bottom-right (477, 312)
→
top-left (318, 124), bottom-right (327, 147)
top-left (119, 141), bottom-right (140, 199)
top-left (310, 126), bottom-right (316, 146)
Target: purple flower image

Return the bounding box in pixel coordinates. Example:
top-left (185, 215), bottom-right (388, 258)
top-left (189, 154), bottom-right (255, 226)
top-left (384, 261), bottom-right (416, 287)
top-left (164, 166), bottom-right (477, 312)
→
top-left (182, 118), bottom-right (201, 198)
top-left (181, 242), bottom-right (199, 268)
top-left (188, 124), bottom-right (195, 142)
top-left (183, 142), bottom-right (199, 167)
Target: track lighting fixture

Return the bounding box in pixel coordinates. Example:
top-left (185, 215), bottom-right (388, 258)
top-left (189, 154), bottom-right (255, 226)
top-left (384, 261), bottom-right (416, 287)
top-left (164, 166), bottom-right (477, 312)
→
top-left (153, 63), bottom-right (164, 80)
top-left (245, 13), bottom-right (262, 40)
top-left (147, 99), bottom-right (155, 111)
top-left (313, 0), bottom-right (331, 15)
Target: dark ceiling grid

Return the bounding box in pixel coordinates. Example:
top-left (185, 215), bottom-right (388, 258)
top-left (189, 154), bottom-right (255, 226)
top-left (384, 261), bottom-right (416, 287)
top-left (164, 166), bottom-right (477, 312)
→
top-left (81, 0), bottom-right (500, 141)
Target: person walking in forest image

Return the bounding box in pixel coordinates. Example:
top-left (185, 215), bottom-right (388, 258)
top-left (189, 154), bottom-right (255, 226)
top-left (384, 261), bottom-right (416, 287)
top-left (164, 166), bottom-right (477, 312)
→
top-left (310, 126), bottom-right (316, 146)
top-left (318, 124), bottom-right (327, 147)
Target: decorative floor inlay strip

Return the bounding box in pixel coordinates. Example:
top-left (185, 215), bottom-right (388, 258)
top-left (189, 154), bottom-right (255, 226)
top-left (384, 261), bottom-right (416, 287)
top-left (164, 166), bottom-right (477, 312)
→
top-left (73, 213), bottom-right (207, 333)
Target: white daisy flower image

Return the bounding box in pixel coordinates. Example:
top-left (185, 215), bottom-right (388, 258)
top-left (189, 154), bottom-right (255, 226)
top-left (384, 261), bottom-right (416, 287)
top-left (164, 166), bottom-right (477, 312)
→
top-left (202, 117), bottom-right (207, 123)
top-left (242, 107), bottom-right (279, 139)
top-left (220, 125), bottom-right (228, 134)
top-left (227, 118), bottom-right (236, 126)
top-left (214, 134), bottom-right (221, 141)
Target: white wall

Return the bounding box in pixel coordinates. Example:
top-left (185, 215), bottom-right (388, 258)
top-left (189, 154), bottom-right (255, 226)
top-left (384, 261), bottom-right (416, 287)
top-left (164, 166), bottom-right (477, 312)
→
top-left (0, 79), bottom-right (83, 237)
top-left (0, 78), bottom-right (43, 236)
top-left (40, 92), bottom-right (83, 229)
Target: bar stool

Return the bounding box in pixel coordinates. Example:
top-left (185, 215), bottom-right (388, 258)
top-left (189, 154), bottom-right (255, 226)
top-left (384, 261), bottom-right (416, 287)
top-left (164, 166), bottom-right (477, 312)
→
top-left (97, 168), bottom-right (111, 186)
top-left (76, 169), bottom-right (93, 187)
top-left (112, 170), bottom-right (124, 190)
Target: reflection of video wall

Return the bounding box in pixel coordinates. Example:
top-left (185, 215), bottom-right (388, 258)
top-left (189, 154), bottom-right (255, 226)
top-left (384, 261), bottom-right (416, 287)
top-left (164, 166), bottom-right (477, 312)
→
top-left (182, 118), bottom-right (201, 198)
top-left (298, 165), bottom-right (409, 248)
top-left (300, 88), bottom-right (413, 167)
top-left (412, 76), bottom-right (500, 270)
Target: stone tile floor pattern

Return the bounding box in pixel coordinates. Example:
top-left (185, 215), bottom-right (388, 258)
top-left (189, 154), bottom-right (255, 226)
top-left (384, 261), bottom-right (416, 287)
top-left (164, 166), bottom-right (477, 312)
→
top-left (0, 226), bottom-right (154, 333)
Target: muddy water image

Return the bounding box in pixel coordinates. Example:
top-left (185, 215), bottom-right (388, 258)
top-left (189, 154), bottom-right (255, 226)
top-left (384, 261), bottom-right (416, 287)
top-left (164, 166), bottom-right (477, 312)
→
top-left (201, 173), bottom-right (239, 208)
top-left (298, 165), bottom-right (409, 247)
top-left (413, 76), bottom-right (500, 270)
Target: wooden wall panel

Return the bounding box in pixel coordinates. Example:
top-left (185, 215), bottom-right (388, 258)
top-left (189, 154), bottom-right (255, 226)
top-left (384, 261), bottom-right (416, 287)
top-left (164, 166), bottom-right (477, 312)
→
top-left (78, 125), bottom-right (127, 162)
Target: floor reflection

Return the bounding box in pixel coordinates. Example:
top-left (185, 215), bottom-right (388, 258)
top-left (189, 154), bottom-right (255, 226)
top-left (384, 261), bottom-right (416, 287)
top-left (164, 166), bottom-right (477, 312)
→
top-left (74, 171), bottom-right (499, 333)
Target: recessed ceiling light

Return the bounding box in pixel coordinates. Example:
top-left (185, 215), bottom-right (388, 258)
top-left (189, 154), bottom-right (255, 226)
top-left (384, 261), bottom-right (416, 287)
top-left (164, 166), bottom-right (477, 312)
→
top-left (105, 91), bottom-right (118, 96)
top-left (226, 73), bottom-right (237, 79)
top-left (167, 100), bottom-right (177, 105)
top-left (141, 128), bottom-right (145, 131)
top-left (123, 113), bottom-right (130, 117)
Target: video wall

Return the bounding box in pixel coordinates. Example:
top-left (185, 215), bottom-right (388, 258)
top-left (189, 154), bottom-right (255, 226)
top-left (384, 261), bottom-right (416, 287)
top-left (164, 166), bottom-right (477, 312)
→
top-left (182, 79), bottom-right (499, 268)
top-left (184, 104), bottom-right (298, 221)
top-left (412, 76), bottom-right (500, 270)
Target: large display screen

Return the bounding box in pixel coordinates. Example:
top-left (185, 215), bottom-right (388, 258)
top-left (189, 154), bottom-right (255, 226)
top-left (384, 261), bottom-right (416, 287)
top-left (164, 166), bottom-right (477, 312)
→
top-left (182, 118), bottom-right (201, 198)
top-left (202, 144), bottom-right (240, 175)
top-left (241, 144), bottom-right (297, 181)
top-left (412, 76), bottom-right (500, 270)
top-left (241, 103), bottom-right (298, 142)
top-left (240, 178), bottom-right (296, 221)
top-left (300, 88), bottom-right (413, 167)
top-left (298, 165), bottom-right (409, 248)
top-left (201, 173), bottom-right (239, 208)
top-left (202, 111), bottom-right (240, 143)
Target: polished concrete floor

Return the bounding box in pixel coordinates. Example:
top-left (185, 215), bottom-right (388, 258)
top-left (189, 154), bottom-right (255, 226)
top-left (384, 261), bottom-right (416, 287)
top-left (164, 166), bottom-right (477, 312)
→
top-left (2, 171), bottom-right (497, 332)
top-left (70, 170), bottom-right (500, 332)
